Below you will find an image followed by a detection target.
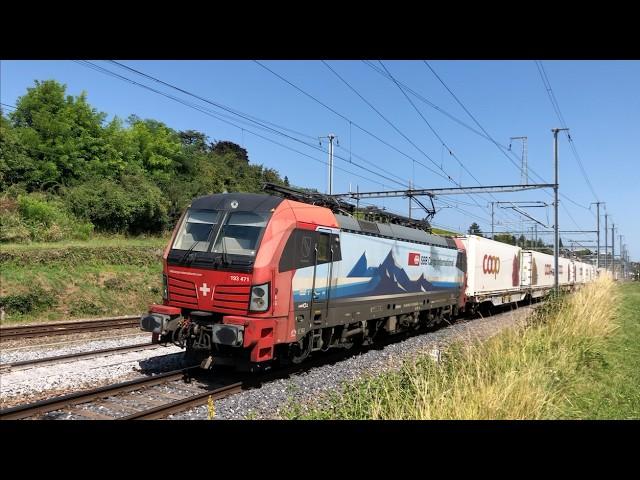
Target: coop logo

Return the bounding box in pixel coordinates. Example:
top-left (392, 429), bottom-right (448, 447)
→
top-left (483, 255), bottom-right (500, 278)
top-left (408, 253), bottom-right (421, 266)
top-left (544, 264), bottom-right (553, 276)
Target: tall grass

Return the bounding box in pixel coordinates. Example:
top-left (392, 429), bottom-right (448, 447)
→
top-left (292, 277), bottom-right (619, 419)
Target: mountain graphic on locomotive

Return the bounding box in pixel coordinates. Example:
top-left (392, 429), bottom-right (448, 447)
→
top-left (140, 189), bottom-right (596, 371)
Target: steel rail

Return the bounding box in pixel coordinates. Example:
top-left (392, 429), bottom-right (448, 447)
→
top-left (0, 367), bottom-right (198, 420)
top-left (0, 316), bottom-right (141, 341)
top-left (121, 382), bottom-right (244, 420)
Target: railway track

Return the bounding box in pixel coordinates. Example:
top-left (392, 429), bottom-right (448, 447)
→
top-left (0, 340), bottom-right (395, 420)
top-left (0, 366), bottom-right (210, 420)
top-left (0, 342), bottom-right (158, 373)
top-left (0, 316), bottom-right (141, 341)
top-left (0, 341), bottom-right (363, 420)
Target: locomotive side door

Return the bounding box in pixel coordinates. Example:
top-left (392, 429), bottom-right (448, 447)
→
top-left (310, 230), bottom-right (336, 327)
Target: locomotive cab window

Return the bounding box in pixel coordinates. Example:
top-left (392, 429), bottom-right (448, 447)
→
top-left (317, 233), bottom-right (330, 262)
top-left (172, 209), bottom-right (221, 251)
top-left (279, 229), bottom-right (341, 272)
top-left (212, 211), bottom-right (270, 257)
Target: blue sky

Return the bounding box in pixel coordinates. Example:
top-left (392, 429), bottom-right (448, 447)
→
top-left (1, 60), bottom-right (638, 260)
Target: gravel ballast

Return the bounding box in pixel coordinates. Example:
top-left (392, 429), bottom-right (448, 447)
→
top-left (1, 333), bottom-right (153, 364)
top-left (0, 337), bottom-right (185, 409)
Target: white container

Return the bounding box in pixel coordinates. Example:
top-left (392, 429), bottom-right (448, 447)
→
top-left (521, 250), bottom-right (556, 288)
top-left (559, 257), bottom-right (573, 285)
top-left (457, 235), bottom-right (523, 305)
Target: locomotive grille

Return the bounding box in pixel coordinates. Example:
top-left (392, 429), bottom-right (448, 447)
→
top-left (167, 275), bottom-right (198, 307)
top-left (213, 285), bottom-right (251, 314)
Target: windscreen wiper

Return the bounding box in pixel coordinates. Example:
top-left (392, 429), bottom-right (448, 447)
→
top-left (179, 240), bottom-right (200, 265)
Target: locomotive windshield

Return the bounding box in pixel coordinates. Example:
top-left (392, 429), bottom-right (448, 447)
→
top-left (172, 209), bottom-right (269, 257)
top-left (172, 209), bottom-right (221, 252)
top-left (212, 211), bottom-right (269, 256)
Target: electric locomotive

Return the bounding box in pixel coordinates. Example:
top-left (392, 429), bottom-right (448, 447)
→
top-left (140, 190), bottom-right (466, 371)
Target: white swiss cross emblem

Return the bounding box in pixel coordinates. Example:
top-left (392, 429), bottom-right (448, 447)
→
top-left (199, 283), bottom-right (211, 297)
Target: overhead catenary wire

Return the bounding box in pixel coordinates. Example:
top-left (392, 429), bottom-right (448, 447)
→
top-left (422, 61), bottom-right (591, 212)
top-left (322, 60), bottom-right (517, 229)
top-left (535, 60), bottom-right (600, 202)
top-left (376, 60), bottom-right (524, 227)
top-left (80, 61), bottom-right (549, 230)
top-left (78, 61), bottom-right (414, 190)
top-left (254, 60), bottom-right (448, 182)
top-left (423, 60), bottom-right (593, 240)
top-left (105, 61), bottom-right (415, 190)
top-left (41, 60), bottom-right (587, 239)
top-left (75, 60), bottom-right (396, 190)
top-left (253, 59), bottom-right (507, 222)
top-left (321, 60), bottom-right (466, 185)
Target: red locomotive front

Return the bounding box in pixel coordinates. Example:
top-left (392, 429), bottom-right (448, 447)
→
top-left (140, 192), bottom-right (337, 371)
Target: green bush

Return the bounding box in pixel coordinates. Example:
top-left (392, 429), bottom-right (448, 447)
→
top-left (69, 298), bottom-right (104, 316)
top-left (0, 287), bottom-right (56, 314)
top-left (2, 80), bottom-right (287, 242)
top-left (0, 211), bottom-right (32, 243)
top-left (1, 193), bottom-right (95, 243)
top-left (65, 176), bottom-right (169, 234)
top-left (18, 194), bottom-right (61, 227)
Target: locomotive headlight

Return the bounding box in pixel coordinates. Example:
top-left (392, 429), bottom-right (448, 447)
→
top-left (162, 274), bottom-right (168, 300)
top-left (249, 283), bottom-right (269, 312)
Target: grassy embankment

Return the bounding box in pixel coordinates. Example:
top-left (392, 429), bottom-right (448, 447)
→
top-left (0, 236), bottom-right (169, 324)
top-left (285, 278), bottom-right (639, 419)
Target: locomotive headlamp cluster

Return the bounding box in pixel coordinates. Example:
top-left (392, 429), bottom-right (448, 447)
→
top-left (249, 283), bottom-right (269, 312)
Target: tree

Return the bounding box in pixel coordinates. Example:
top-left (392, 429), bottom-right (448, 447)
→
top-left (0, 114), bottom-right (33, 191)
top-left (8, 80), bottom-right (117, 189)
top-left (517, 234), bottom-right (526, 247)
top-left (284, 176), bottom-right (290, 186)
top-left (179, 130), bottom-right (208, 152)
top-left (210, 140), bottom-right (249, 162)
top-left (468, 222), bottom-right (483, 236)
top-left (1, 80), bottom-right (288, 240)
top-left (494, 233), bottom-right (516, 246)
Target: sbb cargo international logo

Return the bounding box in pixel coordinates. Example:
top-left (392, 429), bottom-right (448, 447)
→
top-left (408, 252), bottom-right (420, 266)
top-left (483, 254), bottom-right (500, 278)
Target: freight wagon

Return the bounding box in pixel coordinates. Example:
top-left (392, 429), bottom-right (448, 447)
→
top-left (521, 250), bottom-right (557, 298)
top-left (454, 235), bottom-right (526, 309)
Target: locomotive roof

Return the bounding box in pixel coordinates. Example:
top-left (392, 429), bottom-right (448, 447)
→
top-left (190, 192), bottom-right (283, 212)
top-left (189, 192), bottom-right (455, 249)
top-left (335, 214), bottom-right (456, 249)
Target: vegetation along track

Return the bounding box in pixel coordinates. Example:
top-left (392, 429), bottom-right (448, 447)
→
top-left (0, 316), bottom-right (141, 341)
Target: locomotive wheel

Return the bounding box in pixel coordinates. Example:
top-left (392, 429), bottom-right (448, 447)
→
top-left (290, 333), bottom-right (312, 364)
